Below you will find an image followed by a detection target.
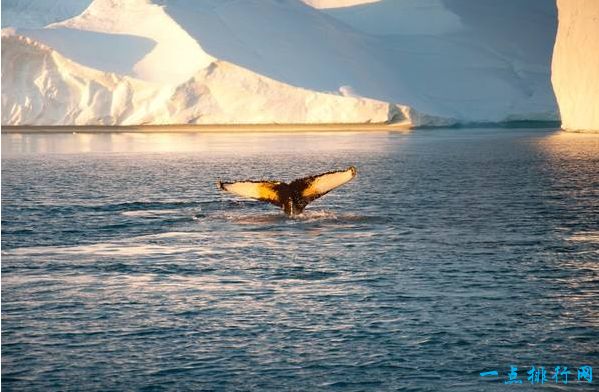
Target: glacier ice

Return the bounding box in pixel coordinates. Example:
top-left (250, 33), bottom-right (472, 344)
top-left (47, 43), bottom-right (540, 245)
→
top-left (1, 0), bottom-right (560, 127)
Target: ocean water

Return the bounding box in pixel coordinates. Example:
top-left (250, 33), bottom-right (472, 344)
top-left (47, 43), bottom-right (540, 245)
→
top-left (2, 129), bottom-right (598, 391)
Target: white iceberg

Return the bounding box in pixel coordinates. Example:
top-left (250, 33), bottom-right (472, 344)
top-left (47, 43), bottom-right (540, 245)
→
top-left (551, 0), bottom-right (599, 131)
top-left (1, 0), bottom-right (560, 127)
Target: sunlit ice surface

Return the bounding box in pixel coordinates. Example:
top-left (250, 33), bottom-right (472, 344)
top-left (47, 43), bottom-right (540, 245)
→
top-left (2, 128), bottom-right (598, 391)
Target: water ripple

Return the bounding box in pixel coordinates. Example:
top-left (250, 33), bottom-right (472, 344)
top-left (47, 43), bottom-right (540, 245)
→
top-left (2, 129), bottom-right (598, 391)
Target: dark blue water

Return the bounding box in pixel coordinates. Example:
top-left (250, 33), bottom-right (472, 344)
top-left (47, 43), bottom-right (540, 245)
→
top-left (2, 129), bottom-right (598, 391)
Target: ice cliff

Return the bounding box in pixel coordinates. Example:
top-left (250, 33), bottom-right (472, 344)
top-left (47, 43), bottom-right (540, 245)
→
top-left (1, 0), bottom-right (560, 127)
top-left (551, 0), bottom-right (599, 131)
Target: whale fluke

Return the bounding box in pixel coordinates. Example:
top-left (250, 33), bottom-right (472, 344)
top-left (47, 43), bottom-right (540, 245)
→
top-left (217, 180), bottom-right (285, 207)
top-left (217, 166), bottom-right (357, 216)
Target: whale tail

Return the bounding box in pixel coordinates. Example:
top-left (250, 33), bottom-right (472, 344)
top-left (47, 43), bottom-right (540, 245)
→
top-left (217, 166), bottom-right (357, 215)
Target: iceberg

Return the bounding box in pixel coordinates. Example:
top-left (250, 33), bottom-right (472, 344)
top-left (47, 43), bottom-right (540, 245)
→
top-left (1, 0), bottom-right (560, 127)
top-left (551, 0), bottom-right (599, 131)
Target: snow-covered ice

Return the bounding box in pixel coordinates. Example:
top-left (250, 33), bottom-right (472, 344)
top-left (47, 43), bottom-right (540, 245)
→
top-left (1, 0), bottom-right (560, 127)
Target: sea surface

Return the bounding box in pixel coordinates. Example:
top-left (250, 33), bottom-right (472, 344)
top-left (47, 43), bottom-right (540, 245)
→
top-left (2, 129), bottom-right (598, 391)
